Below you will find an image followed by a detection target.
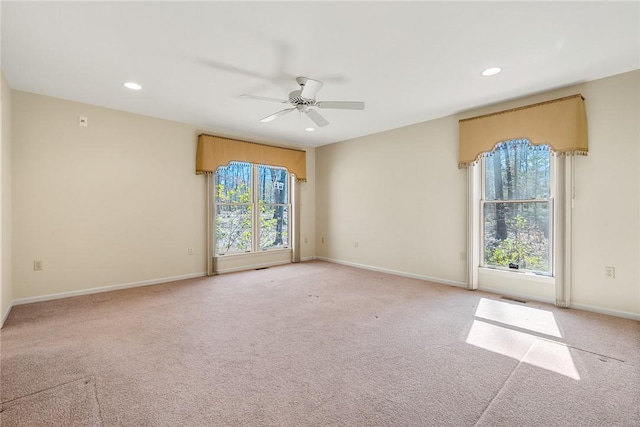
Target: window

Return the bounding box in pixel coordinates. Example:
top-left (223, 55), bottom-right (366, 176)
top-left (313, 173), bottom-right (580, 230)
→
top-left (214, 162), bottom-right (290, 255)
top-left (481, 140), bottom-right (552, 275)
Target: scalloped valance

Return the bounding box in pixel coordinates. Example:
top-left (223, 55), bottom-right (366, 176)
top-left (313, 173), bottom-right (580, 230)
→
top-left (196, 134), bottom-right (307, 181)
top-left (458, 94), bottom-right (588, 168)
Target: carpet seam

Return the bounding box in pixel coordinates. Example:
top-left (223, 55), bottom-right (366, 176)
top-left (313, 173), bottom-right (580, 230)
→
top-left (474, 339), bottom-right (537, 426)
top-left (90, 377), bottom-right (105, 427)
top-left (535, 336), bottom-right (632, 365)
top-left (475, 317), bottom-right (634, 365)
top-left (0, 377), bottom-right (91, 406)
top-left (2, 261), bottom-right (638, 425)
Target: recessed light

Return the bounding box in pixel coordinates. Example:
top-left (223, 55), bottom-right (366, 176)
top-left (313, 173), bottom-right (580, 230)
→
top-left (305, 127), bottom-right (315, 132)
top-left (123, 82), bottom-right (142, 90)
top-left (481, 67), bottom-right (501, 77)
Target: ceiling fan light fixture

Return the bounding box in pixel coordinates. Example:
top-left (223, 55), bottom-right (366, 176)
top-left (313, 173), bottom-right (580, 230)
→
top-left (481, 67), bottom-right (501, 77)
top-left (123, 82), bottom-right (142, 90)
top-left (305, 127), bottom-right (315, 132)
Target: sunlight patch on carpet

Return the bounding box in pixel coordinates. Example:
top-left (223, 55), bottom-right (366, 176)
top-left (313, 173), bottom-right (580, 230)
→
top-left (475, 298), bottom-right (562, 338)
top-left (466, 320), bottom-right (580, 380)
top-left (466, 319), bottom-right (536, 360)
top-left (523, 339), bottom-right (580, 380)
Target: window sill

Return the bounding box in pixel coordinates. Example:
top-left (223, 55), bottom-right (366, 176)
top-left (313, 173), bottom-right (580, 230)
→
top-left (215, 248), bottom-right (292, 259)
top-left (214, 249), bottom-right (293, 274)
top-left (479, 266), bottom-right (555, 285)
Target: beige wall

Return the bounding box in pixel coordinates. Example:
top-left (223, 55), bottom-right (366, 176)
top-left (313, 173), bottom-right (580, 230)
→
top-left (570, 70), bottom-right (639, 315)
top-left (316, 115), bottom-right (467, 286)
top-left (7, 70), bottom-right (639, 318)
top-left (1, 71), bottom-right (13, 321)
top-left (316, 70), bottom-right (640, 318)
top-left (11, 91), bottom-right (316, 300)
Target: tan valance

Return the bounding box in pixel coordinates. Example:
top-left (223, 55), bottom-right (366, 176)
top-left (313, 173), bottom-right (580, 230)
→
top-left (196, 134), bottom-right (307, 181)
top-left (458, 94), bottom-right (588, 168)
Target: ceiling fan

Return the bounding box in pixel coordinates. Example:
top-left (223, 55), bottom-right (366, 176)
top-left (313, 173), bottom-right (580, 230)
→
top-left (240, 76), bottom-right (365, 128)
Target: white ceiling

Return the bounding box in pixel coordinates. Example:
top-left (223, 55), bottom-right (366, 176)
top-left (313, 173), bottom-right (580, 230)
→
top-left (2, 1), bottom-right (639, 148)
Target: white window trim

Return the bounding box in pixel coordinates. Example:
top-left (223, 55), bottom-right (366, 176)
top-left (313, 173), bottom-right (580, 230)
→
top-left (479, 265), bottom-right (556, 286)
top-left (213, 163), bottom-right (291, 256)
top-left (554, 155), bottom-right (574, 307)
top-left (467, 154), bottom-right (573, 307)
top-left (479, 149), bottom-right (555, 276)
top-left (207, 164), bottom-right (299, 275)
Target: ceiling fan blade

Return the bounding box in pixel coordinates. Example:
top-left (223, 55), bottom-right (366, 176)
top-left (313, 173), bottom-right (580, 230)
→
top-left (300, 78), bottom-right (324, 99)
top-left (260, 108), bottom-right (296, 123)
top-left (240, 94), bottom-right (288, 103)
top-left (316, 101), bottom-right (365, 110)
top-left (307, 109), bottom-right (329, 127)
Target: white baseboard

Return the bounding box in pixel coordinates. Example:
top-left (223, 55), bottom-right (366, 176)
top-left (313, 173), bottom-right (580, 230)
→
top-left (2, 302), bottom-right (13, 328)
top-left (10, 272), bottom-right (207, 307)
top-left (315, 257), bottom-right (640, 321)
top-left (5, 262), bottom-right (637, 324)
top-left (300, 256), bottom-right (316, 262)
top-left (569, 302), bottom-right (640, 321)
top-left (315, 256), bottom-right (467, 288)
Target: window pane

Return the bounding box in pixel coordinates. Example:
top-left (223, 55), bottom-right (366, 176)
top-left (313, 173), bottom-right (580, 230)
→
top-left (215, 162), bottom-right (251, 203)
top-left (483, 202), bottom-right (550, 273)
top-left (484, 142), bottom-right (550, 201)
top-left (258, 165), bottom-right (288, 204)
top-left (260, 205), bottom-right (289, 250)
top-left (215, 205), bottom-right (252, 255)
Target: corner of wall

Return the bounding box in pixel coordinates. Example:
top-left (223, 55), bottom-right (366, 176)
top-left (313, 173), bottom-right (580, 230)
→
top-left (0, 70), bottom-right (13, 327)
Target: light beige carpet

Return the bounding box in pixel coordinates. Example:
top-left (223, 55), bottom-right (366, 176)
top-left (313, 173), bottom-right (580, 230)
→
top-left (1, 261), bottom-right (639, 426)
top-left (1, 378), bottom-right (101, 427)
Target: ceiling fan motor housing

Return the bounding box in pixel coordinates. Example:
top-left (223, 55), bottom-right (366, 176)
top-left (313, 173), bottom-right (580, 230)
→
top-left (243, 76), bottom-right (363, 127)
top-left (289, 90), bottom-right (316, 107)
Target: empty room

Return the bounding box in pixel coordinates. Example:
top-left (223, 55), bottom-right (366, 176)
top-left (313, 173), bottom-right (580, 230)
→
top-left (1, 2), bottom-right (639, 426)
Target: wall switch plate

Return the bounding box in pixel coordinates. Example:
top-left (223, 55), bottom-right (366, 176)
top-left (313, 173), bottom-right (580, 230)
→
top-left (34, 260), bottom-right (43, 271)
top-left (79, 116), bottom-right (88, 127)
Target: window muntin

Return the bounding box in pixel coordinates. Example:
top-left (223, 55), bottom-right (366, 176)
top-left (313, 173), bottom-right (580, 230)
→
top-left (482, 141), bottom-right (552, 275)
top-left (214, 162), bottom-right (290, 256)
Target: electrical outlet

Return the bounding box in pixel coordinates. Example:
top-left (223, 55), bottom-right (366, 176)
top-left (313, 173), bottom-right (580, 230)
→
top-left (188, 247), bottom-right (194, 255)
top-left (459, 251), bottom-right (467, 262)
top-left (604, 266), bottom-right (615, 279)
top-left (304, 237), bottom-right (308, 244)
top-left (354, 241), bottom-right (359, 248)
top-left (321, 237), bottom-right (325, 244)
top-left (34, 260), bottom-right (43, 271)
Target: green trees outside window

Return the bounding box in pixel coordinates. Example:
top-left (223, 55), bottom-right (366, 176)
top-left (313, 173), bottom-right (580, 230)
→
top-left (215, 162), bottom-right (289, 255)
top-left (483, 141), bottom-right (551, 274)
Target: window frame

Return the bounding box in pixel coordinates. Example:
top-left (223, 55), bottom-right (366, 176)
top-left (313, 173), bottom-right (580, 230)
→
top-left (255, 164), bottom-right (291, 252)
top-left (214, 162), bottom-right (291, 256)
top-left (478, 142), bottom-right (556, 277)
